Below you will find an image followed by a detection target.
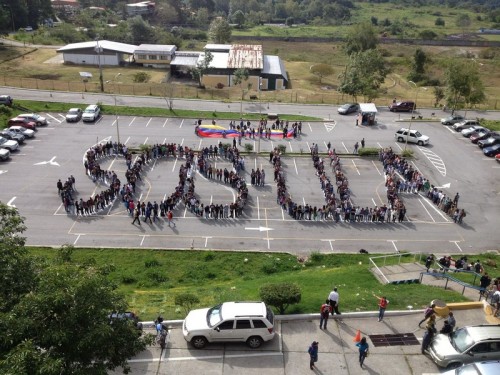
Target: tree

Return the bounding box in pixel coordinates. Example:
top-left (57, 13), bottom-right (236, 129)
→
top-left (435, 17), bottom-right (445, 26)
top-left (175, 292), bottom-right (200, 315)
top-left (310, 63), bottom-right (334, 84)
top-left (208, 17), bottom-right (231, 44)
top-left (259, 283), bottom-right (301, 314)
top-left (444, 59), bottom-right (485, 113)
top-left (339, 49), bottom-right (390, 101)
top-left (233, 10), bottom-right (245, 28)
top-left (419, 30), bottom-right (437, 40)
top-left (433, 86), bottom-right (445, 107)
top-left (456, 13), bottom-right (471, 35)
top-left (344, 22), bottom-right (378, 56)
top-left (408, 48), bottom-right (427, 82)
top-left (129, 16), bottom-right (155, 45)
top-left (190, 51), bottom-right (214, 87)
top-left (0, 204), bottom-right (151, 374)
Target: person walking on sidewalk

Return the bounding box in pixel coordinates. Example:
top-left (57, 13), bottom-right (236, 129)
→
top-left (308, 341), bottom-right (319, 370)
top-left (319, 300), bottom-right (332, 329)
top-left (167, 210), bottom-right (176, 227)
top-left (328, 287), bottom-right (341, 315)
top-left (132, 207), bottom-right (141, 226)
top-left (356, 337), bottom-right (369, 367)
top-left (418, 303), bottom-right (435, 327)
top-left (373, 294), bottom-right (389, 322)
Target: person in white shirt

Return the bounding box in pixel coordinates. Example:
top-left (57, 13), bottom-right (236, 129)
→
top-left (328, 287), bottom-right (341, 315)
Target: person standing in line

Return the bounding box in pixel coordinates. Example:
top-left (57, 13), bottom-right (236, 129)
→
top-left (421, 314), bottom-right (437, 354)
top-left (361, 138), bottom-right (365, 148)
top-left (131, 207), bottom-right (141, 226)
top-left (319, 300), bottom-right (332, 329)
top-left (418, 303), bottom-right (435, 327)
top-left (373, 294), bottom-right (389, 322)
top-left (447, 311), bottom-right (456, 330)
top-left (355, 118), bottom-right (359, 127)
top-left (356, 337), bottom-right (369, 367)
top-left (308, 341), bottom-right (319, 370)
top-left (353, 142), bottom-right (359, 154)
top-left (425, 254), bottom-right (434, 272)
top-left (167, 210), bottom-right (175, 227)
top-left (328, 287), bottom-right (341, 315)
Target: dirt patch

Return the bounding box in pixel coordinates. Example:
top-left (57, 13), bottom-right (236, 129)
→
top-left (29, 74), bottom-right (62, 80)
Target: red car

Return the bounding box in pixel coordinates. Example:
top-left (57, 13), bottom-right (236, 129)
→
top-left (496, 154), bottom-right (500, 163)
top-left (470, 130), bottom-right (491, 144)
top-left (8, 117), bottom-right (37, 131)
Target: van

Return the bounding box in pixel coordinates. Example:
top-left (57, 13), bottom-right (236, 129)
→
top-left (82, 105), bottom-right (101, 122)
top-left (428, 325), bottom-right (500, 369)
top-left (394, 128), bottom-right (430, 146)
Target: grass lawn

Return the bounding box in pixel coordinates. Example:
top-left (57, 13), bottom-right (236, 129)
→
top-left (28, 247), bottom-right (498, 321)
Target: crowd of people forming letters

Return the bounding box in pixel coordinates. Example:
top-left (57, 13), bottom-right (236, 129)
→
top-left (56, 130), bottom-right (466, 226)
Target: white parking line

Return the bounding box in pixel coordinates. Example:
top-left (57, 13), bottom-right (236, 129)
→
top-left (179, 119), bottom-right (184, 128)
top-left (388, 240), bottom-right (399, 252)
top-left (143, 137), bottom-right (148, 145)
top-left (197, 139), bottom-right (202, 150)
top-left (351, 160), bottom-right (360, 175)
top-left (308, 122), bottom-right (312, 132)
top-left (257, 196), bottom-right (260, 220)
top-left (288, 141), bottom-right (293, 152)
top-left (293, 158), bottom-right (298, 174)
top-left (418, 199), bottom-right (436, 223)
top-left (124, 136), bottom-right (130, 145)
top-left (394, 142), bottom-right (403, 151)
top-left (128, 117), bottom-right (136, 127)
top-left (341, 142), bottom-right (349, 153)
top-left (451, 241), bottom-right (463, 252)
top-left (445, 126), bottom-right (456, 134)
top-left (45, 113), bottom-right (61, 123)
top-left (162, 118), bottom-right (168, 128)
top-left (418, 193), bottom-right (450, 222)
top-left (145, 118), bottom-right (152, 127)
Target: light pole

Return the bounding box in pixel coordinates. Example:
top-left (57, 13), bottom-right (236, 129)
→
top-left (106, 73), bottom-right (121, 144)
top-left (95, 38), bottom-right (104, 93)
top-left (258, 77), bottom-right (262, 154)
top-left (406, 81), bottom-right (427, 150)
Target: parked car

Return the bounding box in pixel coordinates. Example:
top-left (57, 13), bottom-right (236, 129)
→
top-left (440, 360), bottom-right (500, 375)
top-left (453, 119), bottom-right (481, 132)
top-left (428, 325), bottom-right (500, 369)
top-left (9, 126), bottom-right (35, 139)
top-left (389, 101), bottom-right (416, 112)
top-left (462, 126), bottom-right (487, 138)
top-left (65, 108), bottom-right (83, 122)
top-left (0, 129), bottom-right (25, 144)
top-left (394, 128), bottom-right (430, 146)
top-left (0, 95), bottom-right (13, 106)
top-left (0, 136), bottom-right (19, 151)
top-left (17, 113), bottom-right (48, 126)
top-left (183, 301), bottom-right (275, 349)
top-left (108, 311), bottom-right (143, 332)
top-left (0, 148), bottom-right (10, 161)
top-left (8, 117), bottom-right (37, 131)
top-left (483, 144), bottom-right (500, 157)
top-left (441, 114), bottom-right (465, 125)
top-left (470, 130), bottom-right (492, 144)
top-left (82, 104), bottom-right (101, 122)
top-left (338, 103), bottom-right (359, 115)
top-left (478, 134), bottom-right (500, 149)
top-left (496, 154), bottom-right (500, 163)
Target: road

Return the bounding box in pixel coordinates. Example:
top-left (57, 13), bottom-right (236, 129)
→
top-left (0, 88), bottom-right (498, 254)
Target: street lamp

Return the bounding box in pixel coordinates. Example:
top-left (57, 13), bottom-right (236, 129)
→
top-left (106, 73), bottom-right (121, 144)
top-left (258, 77), bottom-right (262, 154)
top-left (95, 38), bottom-right (104, 93)
top-left (406, 81), bottom-right (427, 150)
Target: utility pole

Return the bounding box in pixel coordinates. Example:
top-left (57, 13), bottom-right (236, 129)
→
top-left (95, 38), bottom-right (104, 93)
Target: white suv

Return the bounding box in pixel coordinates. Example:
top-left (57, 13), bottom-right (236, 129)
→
top-left (82, 104), bottom-right (101, 122)
top-left (394, 128), bottom-right (430, 146)
top-left (183, 301), bottom-right (275, 349)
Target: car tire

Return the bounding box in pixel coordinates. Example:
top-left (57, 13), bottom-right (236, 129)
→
top-left (191, 336), bottom-right (208, 349)
top-left (397, 137), bottom-right (404, 142)
top-left (417, 141), bottom-right (423, 146)
top-left (246, 336), bottom-right (263, 349)
top-left (446, 362), bottom-right (462, 370)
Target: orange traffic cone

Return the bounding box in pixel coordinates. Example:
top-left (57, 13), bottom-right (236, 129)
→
top-left (353, 329), bottom-right (361, 343)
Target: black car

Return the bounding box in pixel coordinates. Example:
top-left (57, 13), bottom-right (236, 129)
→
top-left (109, 311), bottom-right (143, 331)
top-left (440, 114), bottom-right (465, 125)
top-left (337, 103), bottom-right (359, 115)
top-left (0, 129), bottom-right (25, 144)
top-left (478, 134), bottom-right (500, 149)
top-left (389, 101), bottom-right (416, 112)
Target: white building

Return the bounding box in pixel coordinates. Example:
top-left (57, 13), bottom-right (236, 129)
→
top-left (57, 40), bottom-right (137, 66)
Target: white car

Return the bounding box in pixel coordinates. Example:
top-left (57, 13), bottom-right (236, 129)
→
top-left (0, 148), bottom-right (10, 161)
top-left (453, 119), bottom-right (481, 131)
top-left (461, 126), bottom-right (487, 138)
top-left (183, 301), bottom-right (275, 349)
top-left (9, 126), bottom-right (35, 138)
top-left (82, 104), bottom-right (100, 122)
top-left (394, 128), bottom-right (430, 146)
top-left (17, 113), bottom-right (48, 126)
top-left (0, 136), bottom-right (19, 151)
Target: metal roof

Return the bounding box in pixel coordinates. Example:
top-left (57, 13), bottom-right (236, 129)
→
top-left (57, 40), bottom-right (138, 54)
top-left (204, 52), bottom-right (229, 69)
top-left (204, 44), bottom-right (231, 51)
top-left (359, 103), bottom-right (378, 113)
top-left (262, 55), bottom-right (288, 80)
top-left (228, 44), bottom-right (263, 69)
top-left (170, 53), bottom-right (200, 67)
top-left (135, 44), bottom-right (176, 54)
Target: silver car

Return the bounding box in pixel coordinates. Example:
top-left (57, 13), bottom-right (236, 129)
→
top-left (9, 126), bottom-right (35, 138)
top-left (440, 360), bottom-right (500, 375)
top-left (428, 325), bottom-right (500, 369)
top-left (17, 113), bottom-right (48, 126)
top-left (0, 148), bottom-right (10, 161)
top-left (0, 136), bottom-right (19, 151)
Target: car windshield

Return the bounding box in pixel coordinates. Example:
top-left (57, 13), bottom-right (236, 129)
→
top-left (207, 304), bottom-right (222, 327)
top-left (68, 109), bottom-right (79, 114)
top-left (450, 328), bottom-right (474, 353)
top-left (84, 108), bottom-right (95, 113)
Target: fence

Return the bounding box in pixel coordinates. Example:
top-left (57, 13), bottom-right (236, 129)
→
top-left (369, 252), bottom-right (424, 284)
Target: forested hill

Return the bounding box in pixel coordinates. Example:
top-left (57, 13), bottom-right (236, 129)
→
top-left (362, 0), bottom-right (500, 10)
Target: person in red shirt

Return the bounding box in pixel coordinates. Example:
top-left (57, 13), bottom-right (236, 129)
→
top-left (373, 294), bottom-right (389, 322)
top-left (167, 210), bottom-right (175, 227)
top-left (319, 299), bottom-right (332, 329)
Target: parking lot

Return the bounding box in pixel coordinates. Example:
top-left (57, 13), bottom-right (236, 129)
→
top-left (0, 104), bottom-right (498, 254)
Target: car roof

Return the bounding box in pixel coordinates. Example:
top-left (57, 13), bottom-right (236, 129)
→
top-left (221, 302), bottom-right (267, 319)
top-left (463, 325), bottom-right (500, 343)
top-left (475, 360), bottom-right (500, 373)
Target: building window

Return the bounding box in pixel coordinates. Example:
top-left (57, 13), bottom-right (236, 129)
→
top-left (148, 55), bottom-right (157, 60)
top-left (138, 54), bottom-right (146, 59)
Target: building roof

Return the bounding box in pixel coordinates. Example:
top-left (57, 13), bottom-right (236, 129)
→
top-left (262, 55), bottom-right (288, 81)
top-left (228, 44), bottom-right (263, 69)
top-left (202, 52), bottom-right (229, 69)
top-left (57, 40), bottom-right (138, 54)
top-left (204, 44), bottom-right (231, 51)
top-left (135, 44), bottom-right (176, 54)
top-left (170, 52), bottom-right (201, 67)
top-left (359, 103), bottom-right (378, 113)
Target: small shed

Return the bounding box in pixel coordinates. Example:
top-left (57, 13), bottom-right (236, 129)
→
top-left (358, 103), bottom-right (378, 126)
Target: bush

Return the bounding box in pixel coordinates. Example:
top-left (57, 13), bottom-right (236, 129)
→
top-left (133, 72), bottom-right (151, 83)
top-left (121, 274), bottom-right (137, 284)
top-left (204, 252), bottom-right (215, 261)
top-left (435, 17), bottom-right (445, 26)
top-left (309, 251), bottom-right (324, 263)
top-left (401, 149), bottom-right (414, 158)
top-left (259, 282), bottom-right (302, 314)
top-left (358, 147), bottom-right (379, 156)
top-left (244, 143), bottom-right (254, 152)
top-left (147, 270), bottom-right (168, 284)
top-left (277, 144), bottom-right (286, 154)
top-left (175, 292), bottom-right (200, 315)
top-left (145, 259), bottom-right (161, 268)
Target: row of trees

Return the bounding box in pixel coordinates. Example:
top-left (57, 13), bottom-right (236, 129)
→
top-left (0, 203), bottom-right (151, 374)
